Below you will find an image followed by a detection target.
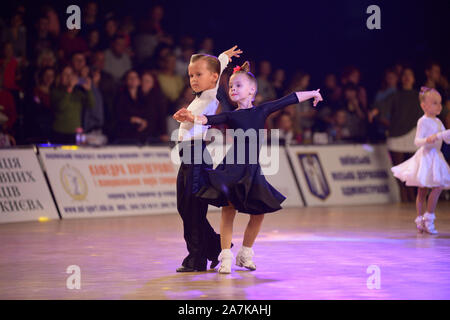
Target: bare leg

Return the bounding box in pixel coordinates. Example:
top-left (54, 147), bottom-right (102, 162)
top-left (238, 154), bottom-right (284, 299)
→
top-left (426, 187), bottom-right (443, 213)
top-left (243, 214), bottom-right (265, 248)
top-left (220, 203), bottom-right (236, 249)
top-left (416, 187), bottom-right (428, 216)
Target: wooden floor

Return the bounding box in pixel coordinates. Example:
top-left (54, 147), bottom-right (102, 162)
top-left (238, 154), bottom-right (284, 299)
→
top-left (1, 202), bottom-right (450, 300)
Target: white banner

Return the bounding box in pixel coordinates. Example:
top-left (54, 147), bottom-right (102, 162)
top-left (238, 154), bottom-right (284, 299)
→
top-left (260, 145), bottom-right (304, 208)
top-left (0, 148), bottom-right (59, 223)
top-left (39, 146), bottom-right (178, 219)
top-left (287, 144), bottom-right (400, 206)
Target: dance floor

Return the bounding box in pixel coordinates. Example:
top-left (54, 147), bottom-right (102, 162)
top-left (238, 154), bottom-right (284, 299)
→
top-left (1, 202), bottom-right (450, 300)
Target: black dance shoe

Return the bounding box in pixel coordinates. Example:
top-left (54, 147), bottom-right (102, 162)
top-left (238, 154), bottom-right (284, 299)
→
top-left (176, 266), bottom-right (206, 272)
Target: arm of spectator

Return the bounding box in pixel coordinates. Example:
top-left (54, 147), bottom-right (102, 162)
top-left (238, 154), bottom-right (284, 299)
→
top-left (83, 84), bottom-right (96, 110)
top-left (374, 92), bottom-right (395, 126)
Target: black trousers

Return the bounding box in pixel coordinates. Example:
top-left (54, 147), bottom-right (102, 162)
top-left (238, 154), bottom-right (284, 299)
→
top-left (177, 140), bottom-right (221, 270)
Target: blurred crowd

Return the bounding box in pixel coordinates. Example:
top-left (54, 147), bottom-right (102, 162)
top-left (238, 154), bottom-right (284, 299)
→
top-left (0, 1), bottom-right (449, 151)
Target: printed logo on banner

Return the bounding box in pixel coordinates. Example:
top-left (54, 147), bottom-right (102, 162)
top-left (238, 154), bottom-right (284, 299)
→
top-left (60, 164), bottom-right (88, 200)
top-left (297, 153), bottom-right (330, 200)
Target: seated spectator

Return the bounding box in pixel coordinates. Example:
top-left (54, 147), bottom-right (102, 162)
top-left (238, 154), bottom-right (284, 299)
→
top-left (0, 42), bottom-right (21, 91)
top-left (77, 63), bottom-right (104, 134)
top-left (58, 29), bottom-right (88, 63)
top-left (86, 29), bottom-right (101, 53)
top-left (285, 71), bottom-right (317, 142)
top-left (50, 65), bottom-right (94, 144)
top-left (271, 68), bottom-right (286, 99)
top-left (322, 73), bottom-right (342, 108)
top-left (273, 111), bottom-right (301, 145)
top-left (89, 50), bottom-right (117, 139)
top-left (315, 73), bottom-right (342, 131)
top-left (374, 68), bottom-right (398, 102)
top-left (338, 83), bottom-right (367, 142)
top-left (341, 65), bottom-right (368, 109)
top-left (25, 48), bottom-right (57, 93)
top-left (156, 53), bottom-right (184, 106)
top-left (41, 5), bottom-right (60, 38)
top-left (99, 18), bottom-right (119, 50)
top-left (81, 1), bottom-right (101, 37)
top-left (371, 67), bottom-right (422, 202)
top-left (113, 70), bottom-right (148, 144)
top-left (369, 67), bottom-right (399, 141)
top-left (140, 71), bottom-right (169, 142)
top-left (118, 15), bottom-right (135, 54)
top-left (29, 15), bottom-right (57, 58)
top-left (25, 66), bottom-right (55, 141)
top-left (0, 88), bottom-right (17, 140)
top-left (327, 109), bottom-right (354, 143)
top-left (175, 45), bottom-right (194, 77)
top-left (256, 60), bottom-right (276, 102)
top-left (139, 4), bottom-right (169, 40)
top-left (36, 48), bottom-right (57, 69)
top-left (133, 27), bottom-right (159, 67)
top-left (167, 85), bottom-right (195, 139)
top-left (174, 35), bottom-right (195, 58)
top-left (2, 12), bottom-right (27, 60)
top-left (103, 35), bottom-right (132, 84)
top-left (71, 51), bottom-right (104, 133)
top-left (198, 37), bottom-right (214, 55)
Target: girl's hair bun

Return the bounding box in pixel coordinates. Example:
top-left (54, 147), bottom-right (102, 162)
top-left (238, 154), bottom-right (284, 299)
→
top-left (240, 61), bottom-right (250, 73)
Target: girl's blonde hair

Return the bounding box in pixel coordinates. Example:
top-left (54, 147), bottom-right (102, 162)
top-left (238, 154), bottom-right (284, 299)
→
top-left (231, 61), bottom-right (258, 100)
top-left (419, 86), bottom-right (440, 103)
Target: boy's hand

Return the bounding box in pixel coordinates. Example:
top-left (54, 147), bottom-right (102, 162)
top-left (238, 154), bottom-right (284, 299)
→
top-left (173, 108), bottom-right (194, 123)
top-left (223, 45), bottom-right (243, 62)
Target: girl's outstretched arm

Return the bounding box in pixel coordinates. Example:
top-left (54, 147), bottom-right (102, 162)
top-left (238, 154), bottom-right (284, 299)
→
top-left (261, 90), bottom-right (323, 116)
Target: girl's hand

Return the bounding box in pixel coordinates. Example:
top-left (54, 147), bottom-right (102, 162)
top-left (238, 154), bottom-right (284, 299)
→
top-left (312, 89), bottom-right (323, 107)
top-left (223, 45), bottom-right (243, 62)
top-left (426, 134), bottom-right (438, 144)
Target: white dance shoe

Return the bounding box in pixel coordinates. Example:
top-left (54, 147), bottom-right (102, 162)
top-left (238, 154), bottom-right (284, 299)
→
top-left (218, 249), bottom-right (233, 274)
top-left (423, 212), bottom-right (438, 235)
top-left (415, 215), bottom-right (424, 233)
top-left (235, 246), bottom-right (256, 271)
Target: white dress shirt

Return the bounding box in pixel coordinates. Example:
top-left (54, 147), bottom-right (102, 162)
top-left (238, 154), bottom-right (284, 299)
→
top-left (178, 53), bottom-right (229, 141)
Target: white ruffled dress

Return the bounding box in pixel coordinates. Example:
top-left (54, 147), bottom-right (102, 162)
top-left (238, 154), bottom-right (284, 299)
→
top-left (391, 115), bottom-right (450, 189)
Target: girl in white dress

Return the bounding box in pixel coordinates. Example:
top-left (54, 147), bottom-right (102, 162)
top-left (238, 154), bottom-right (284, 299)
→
top-left (391, 87), bottom-right (450, 234)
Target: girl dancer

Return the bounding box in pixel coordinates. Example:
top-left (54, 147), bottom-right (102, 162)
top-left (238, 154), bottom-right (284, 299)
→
top-left (391, 87), bottom-right (450, 234)
top-left (174, 61), bottom-right (323, 273)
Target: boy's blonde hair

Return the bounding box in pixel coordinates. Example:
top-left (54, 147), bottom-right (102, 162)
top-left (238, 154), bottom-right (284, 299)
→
top-left (190, 54), bottom-right (220, 76)
top-left (419, 86), bottom-right (440, 103)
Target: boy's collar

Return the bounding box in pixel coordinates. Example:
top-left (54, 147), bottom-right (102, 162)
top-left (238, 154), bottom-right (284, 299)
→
top-left (193, 86), bottom-right (216, 98)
